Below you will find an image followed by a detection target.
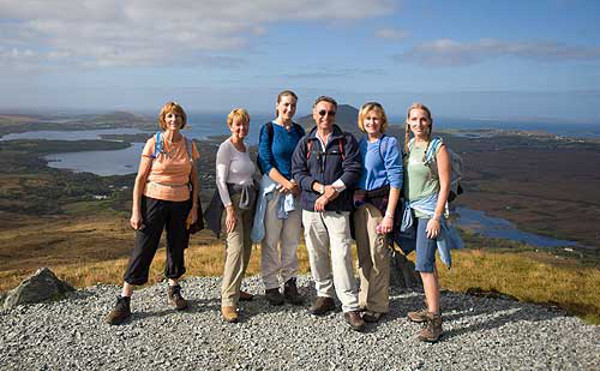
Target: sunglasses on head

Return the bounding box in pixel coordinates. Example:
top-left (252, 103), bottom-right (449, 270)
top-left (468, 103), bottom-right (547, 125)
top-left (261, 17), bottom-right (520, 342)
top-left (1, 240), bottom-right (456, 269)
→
top-left (318, 110), bottom-right (336, 117)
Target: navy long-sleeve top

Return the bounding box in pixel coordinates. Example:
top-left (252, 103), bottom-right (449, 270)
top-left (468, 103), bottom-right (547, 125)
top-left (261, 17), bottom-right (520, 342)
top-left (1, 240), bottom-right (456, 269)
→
top-left (257, 121), bottom-right (305, 179)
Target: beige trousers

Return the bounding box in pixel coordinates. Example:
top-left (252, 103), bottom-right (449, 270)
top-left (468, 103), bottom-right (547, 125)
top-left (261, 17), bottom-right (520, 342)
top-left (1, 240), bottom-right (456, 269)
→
top-left (302, 210), bottom-right (360, 313)
top-left (221, 193), bottom-right (254, 307)
top-left (260, 192), bottom-right (301, 290)
top-left (354, 203), bottom-right (390, 313)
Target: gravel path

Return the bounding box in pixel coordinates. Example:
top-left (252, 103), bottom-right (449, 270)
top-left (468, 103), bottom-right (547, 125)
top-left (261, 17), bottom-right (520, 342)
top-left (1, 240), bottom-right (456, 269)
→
top-left (1, 275), bottom-right (599, 370)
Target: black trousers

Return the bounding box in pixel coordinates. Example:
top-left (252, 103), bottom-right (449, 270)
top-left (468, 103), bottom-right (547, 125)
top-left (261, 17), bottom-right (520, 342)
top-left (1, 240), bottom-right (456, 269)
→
top-left (124, 196), bottom-right (192, 285)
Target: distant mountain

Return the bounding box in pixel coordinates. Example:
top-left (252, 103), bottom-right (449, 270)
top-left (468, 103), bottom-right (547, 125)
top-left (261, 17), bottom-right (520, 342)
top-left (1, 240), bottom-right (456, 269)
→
top-left (296, 104), bottom-right (360, 135)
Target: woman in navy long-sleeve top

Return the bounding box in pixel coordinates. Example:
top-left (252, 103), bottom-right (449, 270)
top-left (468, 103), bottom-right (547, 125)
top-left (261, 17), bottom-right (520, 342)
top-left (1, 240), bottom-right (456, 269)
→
top-left (256, 90), bottom-right (305, 306)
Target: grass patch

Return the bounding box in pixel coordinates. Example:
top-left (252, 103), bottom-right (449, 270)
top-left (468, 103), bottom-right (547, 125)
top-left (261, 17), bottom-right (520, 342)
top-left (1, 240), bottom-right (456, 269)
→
top-left (2, 237), bottom-right (599, 325)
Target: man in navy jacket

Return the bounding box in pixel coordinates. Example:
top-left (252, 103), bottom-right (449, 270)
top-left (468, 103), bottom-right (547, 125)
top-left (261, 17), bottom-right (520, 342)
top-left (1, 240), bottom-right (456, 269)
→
top-left (291, 96), bottom-right (365, 331)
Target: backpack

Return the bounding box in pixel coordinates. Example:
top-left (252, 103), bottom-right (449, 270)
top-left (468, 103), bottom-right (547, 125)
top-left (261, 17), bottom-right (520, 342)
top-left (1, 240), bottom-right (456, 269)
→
top-left (409, 137), bottom-right (463, 202)
top-left (257, 121), bottom-right (304, 174)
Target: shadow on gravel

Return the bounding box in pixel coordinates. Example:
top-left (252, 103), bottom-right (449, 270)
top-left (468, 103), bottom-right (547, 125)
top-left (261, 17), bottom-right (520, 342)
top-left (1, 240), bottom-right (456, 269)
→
top-left (440, 296), bottom-right (564, 341)
top-left (186, 298), bottom-right (220, 313)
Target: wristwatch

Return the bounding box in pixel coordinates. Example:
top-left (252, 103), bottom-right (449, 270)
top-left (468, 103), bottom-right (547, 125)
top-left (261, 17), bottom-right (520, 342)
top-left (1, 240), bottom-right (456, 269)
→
top-left (318, 184), bottom-right (325, 194)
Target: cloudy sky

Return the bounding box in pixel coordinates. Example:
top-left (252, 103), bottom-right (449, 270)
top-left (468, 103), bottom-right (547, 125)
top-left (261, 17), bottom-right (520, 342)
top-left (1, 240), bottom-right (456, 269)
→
top-left (1, 0), bottom-right (599, 121)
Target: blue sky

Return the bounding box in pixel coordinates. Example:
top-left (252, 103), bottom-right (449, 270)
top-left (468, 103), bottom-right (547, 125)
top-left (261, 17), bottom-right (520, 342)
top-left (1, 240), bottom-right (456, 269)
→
top-left (1, 0), bottom-right (599, 121)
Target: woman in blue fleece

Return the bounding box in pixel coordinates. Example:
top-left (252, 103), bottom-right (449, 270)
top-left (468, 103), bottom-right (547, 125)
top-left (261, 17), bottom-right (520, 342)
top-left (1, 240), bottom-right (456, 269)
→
top-left (256, 90), bottom-right (305, 306)
top-left (353, 102), bottom-right (403, 323)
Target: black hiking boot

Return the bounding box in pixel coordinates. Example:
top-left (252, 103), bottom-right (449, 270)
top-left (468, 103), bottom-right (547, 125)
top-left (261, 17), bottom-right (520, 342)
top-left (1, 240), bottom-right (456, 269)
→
top-left (283, 277), bottom-right (304, 305)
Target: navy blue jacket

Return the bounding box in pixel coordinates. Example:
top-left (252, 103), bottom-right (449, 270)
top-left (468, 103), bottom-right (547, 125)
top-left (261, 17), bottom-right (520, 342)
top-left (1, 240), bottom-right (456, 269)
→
top-left (291, 125), bottom-right (361, 212)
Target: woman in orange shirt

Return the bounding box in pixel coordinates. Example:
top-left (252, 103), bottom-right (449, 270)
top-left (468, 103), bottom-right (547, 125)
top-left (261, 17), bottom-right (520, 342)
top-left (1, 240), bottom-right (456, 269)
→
top-left (106, 101), bottom-right (200, 325)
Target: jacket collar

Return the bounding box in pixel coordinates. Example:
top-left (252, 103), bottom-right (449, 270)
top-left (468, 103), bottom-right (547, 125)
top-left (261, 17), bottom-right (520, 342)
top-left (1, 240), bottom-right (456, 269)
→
top-left (307, 124), bottom-right (344, 142)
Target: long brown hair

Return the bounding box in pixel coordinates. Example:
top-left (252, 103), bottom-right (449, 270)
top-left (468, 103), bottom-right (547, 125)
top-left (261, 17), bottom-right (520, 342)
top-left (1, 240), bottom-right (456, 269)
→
top-left (275, 90), bottom-right (298, 117)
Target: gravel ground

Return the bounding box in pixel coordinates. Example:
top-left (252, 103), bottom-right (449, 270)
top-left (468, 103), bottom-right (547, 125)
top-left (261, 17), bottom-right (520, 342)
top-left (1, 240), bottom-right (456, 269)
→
top-left (1, 275), bottom-right (599, 370)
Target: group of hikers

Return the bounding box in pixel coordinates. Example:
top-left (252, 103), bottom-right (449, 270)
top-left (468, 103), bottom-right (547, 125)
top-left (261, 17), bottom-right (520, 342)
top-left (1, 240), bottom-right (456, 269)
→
top-left (105, 90), bottom-right (462, 343)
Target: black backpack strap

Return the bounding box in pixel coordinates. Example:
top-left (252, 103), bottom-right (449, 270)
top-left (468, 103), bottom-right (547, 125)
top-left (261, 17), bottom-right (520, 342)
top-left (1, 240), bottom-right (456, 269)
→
top-left (266, 122), bottom-right (274, 147)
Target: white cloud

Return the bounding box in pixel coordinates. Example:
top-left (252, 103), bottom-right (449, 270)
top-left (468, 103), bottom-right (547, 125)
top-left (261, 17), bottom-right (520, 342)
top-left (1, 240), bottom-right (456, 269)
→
top-left (375, 28), bottom-right (409, 41)
top-left (396, 38), bottom-right (600, 66)
top-left (0, 0), bottom-right (395, 69)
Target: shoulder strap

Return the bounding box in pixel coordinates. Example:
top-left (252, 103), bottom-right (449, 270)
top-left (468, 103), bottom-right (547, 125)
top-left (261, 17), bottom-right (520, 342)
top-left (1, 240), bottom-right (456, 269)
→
top-left (266, 122), bottom-right (274, 147)
top-left (338, 137), bottom-right (345, 161)
top-left (425, 137), bottom-right (443, 163)
top-left (306, 139), bottom-right (314, 160)
top-left (151, 132), bottom-right (162, 159)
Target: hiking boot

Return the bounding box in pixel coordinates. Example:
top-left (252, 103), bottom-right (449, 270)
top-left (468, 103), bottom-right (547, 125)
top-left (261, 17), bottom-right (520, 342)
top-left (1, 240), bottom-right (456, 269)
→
top-left (362, 311), bottom-right (384, 323)
top-left (418, 312), bottom-right (443, 342)
top-left (221, 306), bottom-right (238, 323)
top-left (239, 290), bottom-right (254, 302)
top-left (283, 278), bottom-right (304, 305)
top-left (167, 284), bottom-right (188, 310)
top-left (265, 288), bottom-right (285, 306)
top-left (106, 296), bottom-right (131, 325)
top-left (407, 308), bottom-right (429, 323)
top-left (344, 311), bottom-right (366, 332)
top-left (308, 297), bottom-right (335, 315)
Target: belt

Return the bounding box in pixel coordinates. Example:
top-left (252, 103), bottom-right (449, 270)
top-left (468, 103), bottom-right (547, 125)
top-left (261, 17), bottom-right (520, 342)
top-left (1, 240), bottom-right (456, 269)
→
top-left (148, 181), bottom-right (189, 188)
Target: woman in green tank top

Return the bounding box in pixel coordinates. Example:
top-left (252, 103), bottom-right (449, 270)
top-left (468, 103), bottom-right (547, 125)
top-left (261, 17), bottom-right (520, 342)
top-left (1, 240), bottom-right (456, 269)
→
top-left (403, 103), bottom-right (451, 342)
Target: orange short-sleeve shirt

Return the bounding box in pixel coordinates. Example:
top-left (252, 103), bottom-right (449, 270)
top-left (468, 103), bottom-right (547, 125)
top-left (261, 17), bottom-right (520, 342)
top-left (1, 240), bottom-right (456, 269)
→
top-left (141, 134), bottom-right (200, 202)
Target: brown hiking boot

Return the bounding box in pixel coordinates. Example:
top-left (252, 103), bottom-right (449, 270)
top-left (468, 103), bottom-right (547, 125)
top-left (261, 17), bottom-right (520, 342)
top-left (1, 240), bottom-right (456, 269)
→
top-left (344, 311), bottom-right (366, 332)
top-left (308, 297), bottom-right (335, 315)
top-left (283, 278), bottom-right (304, 305)
top-left (265, 288), bottom-right (285, 306)
top-left (167, 284), bottom-right (188, 310)
top-left (407, 308), bottom-right (429, 323)
top-left (221, 306), bottom-right (238, 323)
top-left (239, 290), bottom-right (254, 302)
top-left (418, 312), bottom-right (443, 342)
top-left (106, 296), bottom-right (131, 325)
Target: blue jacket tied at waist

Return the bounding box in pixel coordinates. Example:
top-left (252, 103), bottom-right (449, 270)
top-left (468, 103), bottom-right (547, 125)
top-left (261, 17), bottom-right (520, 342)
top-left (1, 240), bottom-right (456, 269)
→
top-left (398, 194), bottom-right (464, 268)
top-left (251, 174), bottom-right (297, 243)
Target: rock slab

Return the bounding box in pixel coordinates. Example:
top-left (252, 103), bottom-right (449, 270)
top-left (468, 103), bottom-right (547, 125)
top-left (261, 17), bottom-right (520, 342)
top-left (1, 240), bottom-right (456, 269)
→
top-left (2, 267), bottom-right (74, 310)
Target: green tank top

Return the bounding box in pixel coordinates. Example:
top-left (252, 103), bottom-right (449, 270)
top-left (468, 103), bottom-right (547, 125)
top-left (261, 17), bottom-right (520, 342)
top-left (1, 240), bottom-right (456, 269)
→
top-left (404, 141), bottom-right (441, 217)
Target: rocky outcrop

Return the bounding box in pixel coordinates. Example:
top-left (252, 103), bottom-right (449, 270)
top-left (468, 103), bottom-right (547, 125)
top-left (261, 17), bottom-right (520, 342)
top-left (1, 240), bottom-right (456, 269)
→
top-left (2, 267), bottom-right (74, 309)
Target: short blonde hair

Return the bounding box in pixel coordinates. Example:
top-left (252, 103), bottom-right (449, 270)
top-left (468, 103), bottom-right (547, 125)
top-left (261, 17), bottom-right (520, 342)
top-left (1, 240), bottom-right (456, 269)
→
top-left (158, 101), bottom-right (187, 130)
top-left (357, 102), bottom-right (388, 134)
top-left (227, 108), bottom-right (250, 127)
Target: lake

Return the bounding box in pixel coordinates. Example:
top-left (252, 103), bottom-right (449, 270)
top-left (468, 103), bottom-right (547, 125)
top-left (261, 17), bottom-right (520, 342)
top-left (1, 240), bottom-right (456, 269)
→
top-left (454, 206), bottom-right (579, 247)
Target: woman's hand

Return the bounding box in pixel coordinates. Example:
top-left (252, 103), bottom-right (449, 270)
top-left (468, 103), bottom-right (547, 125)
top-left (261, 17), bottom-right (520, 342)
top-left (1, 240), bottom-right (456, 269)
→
top-left (186, 206), bottom-right (198, 229)
top-left (225, 206), bottom-right (237, 234)
top-left (376, 215), bottom-right (394, 234)
top-left (314, 195), bottom-right (329, 211)
top-left (426, 217), bottom-right (441, 239)
top-left (130, 211), bottom-right (143, 230)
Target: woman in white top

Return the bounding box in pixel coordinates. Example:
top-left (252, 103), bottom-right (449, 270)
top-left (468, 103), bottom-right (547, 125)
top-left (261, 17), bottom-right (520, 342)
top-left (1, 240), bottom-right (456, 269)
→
top-left (215, 108), bottom-right (257, 323)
